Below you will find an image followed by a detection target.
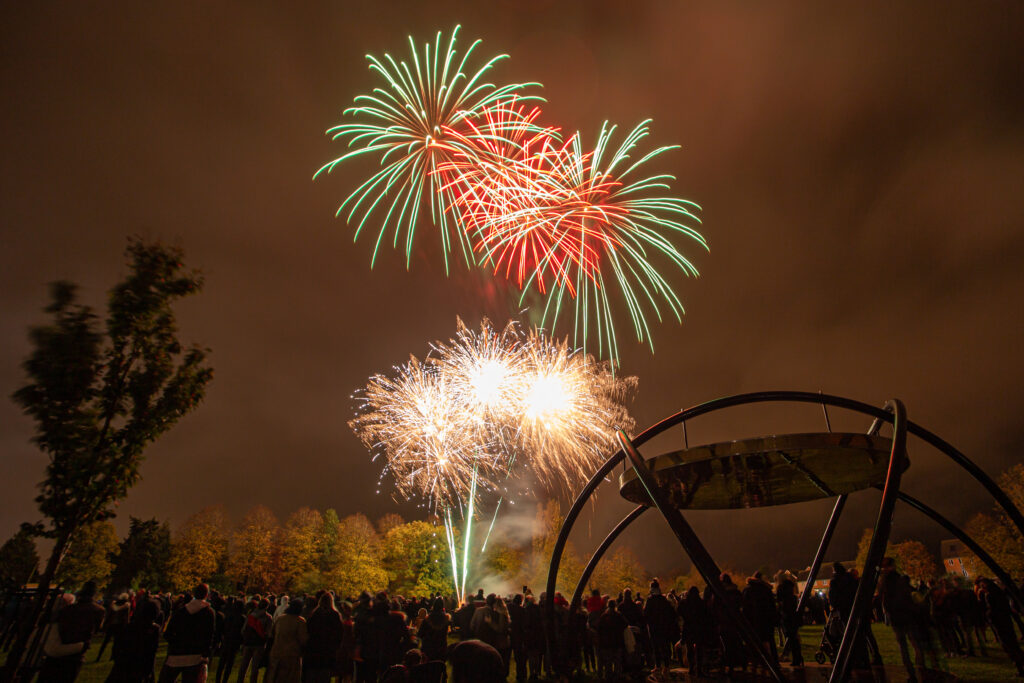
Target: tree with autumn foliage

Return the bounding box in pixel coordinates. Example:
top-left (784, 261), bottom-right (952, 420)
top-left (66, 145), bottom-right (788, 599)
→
top-left (520, 500), bottom-right (583, 594)
top-left (324, 513), bottom-right (388, 597)
top-left (963, 464), bottom-right (1024, 577)
top-left (55, 521), bottom-right (119, 591)
top-left (279, 507), bottom-right (324, 592)
top-left (855, 528), bottom-right (897, 574)
top-left (4, 240), bottom-right (212, 682)
top-left (228, 505), bottom-right (282, 592)
top-left (892, 540), bottom-right (939, 583)
top-left (376, 513), bottom-right (405, 538)
top-left (168, 505), bottom-right (229, 590)
top-left (382, 520), bottom-right (452, 595)
top-left (592, 547), bottom-right (649, 595)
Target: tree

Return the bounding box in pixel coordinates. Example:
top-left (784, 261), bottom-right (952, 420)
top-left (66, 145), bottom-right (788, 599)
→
top-left (5, 240), bottom-right (212, 681)
top-left (963, 464), bottom-right (1024, 577)
top-left (324, 513), bottom-right (388, 598)
top-left (55, 521), bottom-right (119, 591)
top-left (168, 506), bottom-right (229, 591)
top-left (964, 510), bottom-right (1024, 577)
top-left (228, 506), bottom-right (282, 593)
top-left (0, 530), bottom-right (39, 590)
top-left (855, 528), bottom-right (896, 573)
top-left (319, 509), bottom-right (341, 574)
top-left (381, 521), bottom-right (453, 596)
top-left (673, 565), bottom-right (707, 594)
top-left (592, 547), bottom-right (648, 596)
top-left (484, 542), bottom-right (525, 587)
top-left (376, 513), bottom-right (405, 538)
top-left (109, 517), bottom-right (172, 591)
top-left (893, 540), bottom-right (939, 583)
top-left (280, 508), bottom-right (323, 592)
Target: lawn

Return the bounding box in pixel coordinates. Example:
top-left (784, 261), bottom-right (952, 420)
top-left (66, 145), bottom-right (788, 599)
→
top-left (10, 623), bottom-right (1023, 681)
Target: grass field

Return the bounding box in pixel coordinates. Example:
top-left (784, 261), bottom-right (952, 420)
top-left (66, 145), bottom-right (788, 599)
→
top-left (8, 623), bottom-right (1022, 682)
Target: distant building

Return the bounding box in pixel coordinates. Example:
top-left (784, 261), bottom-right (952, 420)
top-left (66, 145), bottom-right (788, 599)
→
top-left (797, 560), bottom-right (856, 597)
top-left (941, 539), bottom-right (971, 578)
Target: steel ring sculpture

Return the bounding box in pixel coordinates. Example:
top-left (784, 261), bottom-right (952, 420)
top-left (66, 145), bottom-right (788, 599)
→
top-left (544, 391), bottom-right (1024, 682)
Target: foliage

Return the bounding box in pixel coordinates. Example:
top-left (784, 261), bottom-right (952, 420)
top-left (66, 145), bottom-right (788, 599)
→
top-left (324, 513), bottom-right (388, 598)
top-left (228, 506), bottom-right (282, 593)
top-left (381, 520), bottom-right (452, 596)
top-left (0, 529), bottom-right (39, 590)
top-left (13, 241), bottom-right (212, 542)
top-left (109, 517), bottom-right (172, 592)
top-left (56, 521), bottom-right (119, 591)
top-left (319, 509), bottom-right (341, 574)
top-left (483, 543), bottom-right (524, 585)
top-left (892, 540), bottom-right (939, 583)
top-left (279, 507), bottom-right (323, 592)
top-left (673, 566), bottom-right (707, 594)
top-left (855, 528), bottom-right (897, 574)
top-left (168, 506), bottom-right (229, 590)
top-left (376, 513), bottom-right (405, 538)
top-left (591, 547), bottom-right (648, 596)
top-left (5, 239), bottom-right (212, 679)
top-left (963, 464), bottom-right (1024, 577)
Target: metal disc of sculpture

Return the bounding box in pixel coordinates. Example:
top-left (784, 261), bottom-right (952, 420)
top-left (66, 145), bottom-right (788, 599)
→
top-left (619, 432), bottom-right (907, 509)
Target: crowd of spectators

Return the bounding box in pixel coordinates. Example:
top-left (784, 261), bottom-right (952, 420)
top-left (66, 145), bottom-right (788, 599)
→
top-left (1, 560), bottom-right (1023, 682)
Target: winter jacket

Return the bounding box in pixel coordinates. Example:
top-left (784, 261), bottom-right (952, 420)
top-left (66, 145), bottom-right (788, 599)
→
top-left (305, 608), bottom-right (343, 669)
top-left (269, 614), bottom-right (308, 658)
top-left (164, 598), bottom-right (216, 664)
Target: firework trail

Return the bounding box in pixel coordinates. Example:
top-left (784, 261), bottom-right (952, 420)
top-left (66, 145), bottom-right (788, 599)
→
top-left (455, 121), bottom-right (706, 362)
top-left (315, 26), bottom-right (543, 273)
top-left (319, 28), bottom-right (707, 364)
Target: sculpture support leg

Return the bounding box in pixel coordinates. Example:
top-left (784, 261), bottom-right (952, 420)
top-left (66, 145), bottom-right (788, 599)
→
top-left (571, 505), bottom-right (648, 607)
top-left (830, 399), bottom-right (908, 683)
top-left (790, 494), bottom-right (847, 638)
top-left (617, 430), bottom-right (786, 683)
top-left (789, 414), bottom-right (885, 649)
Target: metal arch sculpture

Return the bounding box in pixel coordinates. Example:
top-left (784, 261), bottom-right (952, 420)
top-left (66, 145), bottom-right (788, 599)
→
top-left (544, 390), bottom-right (1024, 683)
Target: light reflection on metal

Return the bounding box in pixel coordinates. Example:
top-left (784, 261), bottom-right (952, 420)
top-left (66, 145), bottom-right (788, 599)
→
top-left (618, 433), bottom-right (903, 510)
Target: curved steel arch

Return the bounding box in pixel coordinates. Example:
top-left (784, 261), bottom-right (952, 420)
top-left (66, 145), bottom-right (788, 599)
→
top-left (545, 391), bottom-right (1024, 682)
top-left (890, 489), bottom-right (1022, 608)
top-left (570, 504), bottom-right (649, 607)
top-left (830, 399), bottom-right (907, 682)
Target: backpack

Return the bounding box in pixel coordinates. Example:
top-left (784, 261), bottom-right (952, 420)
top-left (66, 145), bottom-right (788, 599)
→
top-left (242, 613), bottom-right (268, 643)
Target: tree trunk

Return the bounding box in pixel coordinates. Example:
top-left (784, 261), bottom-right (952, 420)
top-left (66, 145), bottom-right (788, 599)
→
top-left (0, 531), bottom-right (70, 683)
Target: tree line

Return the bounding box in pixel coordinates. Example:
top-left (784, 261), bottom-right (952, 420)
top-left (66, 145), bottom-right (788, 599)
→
top-left (0, 501), bottom-right (655, 600)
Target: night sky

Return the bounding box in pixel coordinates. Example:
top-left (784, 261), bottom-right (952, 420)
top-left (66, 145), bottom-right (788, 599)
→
top-left (2, 1), bottom-right (1023, 576)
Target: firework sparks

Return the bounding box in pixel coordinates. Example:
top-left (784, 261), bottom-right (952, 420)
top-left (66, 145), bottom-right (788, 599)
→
top-left (349, 355), bottom-right (506, 510)
top-left (456, 121), bottom-right (706, 362)
top-left (350, 318), bottom-right (636, 508)
top-left (315, 26), bottom-right (543, 273)
top-left (350, 318), bottom-right (636, 600)
top-left (514, 326), bottom-right (638, 487)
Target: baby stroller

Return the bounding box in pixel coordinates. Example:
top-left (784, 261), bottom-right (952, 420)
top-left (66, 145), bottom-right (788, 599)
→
top-left (814, 610), bottom-right (845, 664)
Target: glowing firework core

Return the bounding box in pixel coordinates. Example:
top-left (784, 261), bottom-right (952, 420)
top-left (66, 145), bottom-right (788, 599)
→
top-left (469, 359), bottom-right (510, 409)
top-left (525, 374), bottom-right (570, 422)
top-left (351, 319), bottom-right (637, 509)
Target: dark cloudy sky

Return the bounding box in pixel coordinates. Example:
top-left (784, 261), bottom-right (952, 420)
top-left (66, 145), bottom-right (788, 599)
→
top-left (2, 1), bottom-right (1023, 575)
